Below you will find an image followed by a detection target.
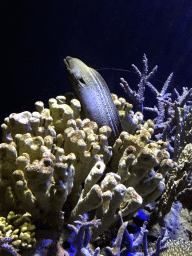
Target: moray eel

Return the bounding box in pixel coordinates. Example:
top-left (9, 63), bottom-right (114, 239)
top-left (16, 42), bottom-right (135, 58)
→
top-left (64, 56), bottom-right (123, 145)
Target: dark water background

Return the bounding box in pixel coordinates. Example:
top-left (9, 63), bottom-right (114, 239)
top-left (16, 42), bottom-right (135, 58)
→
top-left (3, 0), bottom-right (192, 127)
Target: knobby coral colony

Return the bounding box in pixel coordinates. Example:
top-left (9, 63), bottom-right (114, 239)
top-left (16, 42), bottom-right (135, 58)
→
top-left (0, 55), bottom-right (191, 255)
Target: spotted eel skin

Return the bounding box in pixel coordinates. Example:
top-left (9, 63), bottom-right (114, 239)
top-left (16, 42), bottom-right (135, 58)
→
top-left (64, 56), bottom-right (123, 145)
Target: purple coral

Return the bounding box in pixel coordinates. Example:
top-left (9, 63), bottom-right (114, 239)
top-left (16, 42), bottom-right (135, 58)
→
top-left (143, 73), bottom-right (173, 127)
top-left (66, 215), bottom-right (101, 256)
top-left (105, 215), bottom-right (169, 256)
top-left (120, 54), bottom-right (192, 158)
top-left (120, 54), bottom-right (158, 113)
top-left (32, 237), bottom-right (69, 256)
top-left (0, 237), bottom-right (20, 256)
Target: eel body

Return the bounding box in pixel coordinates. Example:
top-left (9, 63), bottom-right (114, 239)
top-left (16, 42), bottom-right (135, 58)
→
top-left (64, 56), bottom-right (123, 145)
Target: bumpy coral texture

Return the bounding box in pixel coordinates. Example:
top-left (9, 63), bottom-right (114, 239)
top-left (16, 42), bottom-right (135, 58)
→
top-left (161, 239), bottom-right (192, 255)
top-left (0, 90), bottom-right (175, 243)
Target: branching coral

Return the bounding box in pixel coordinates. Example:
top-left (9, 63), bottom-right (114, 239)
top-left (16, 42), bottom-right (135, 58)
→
top-left (119, 54), bottom-right (192, 158)
top-left (119, 54), bottom-right (158, 113)
top-left (66, 215), bottom-right (101, 255)
top-left (100, 215), bottom-right (169, 256)
top-left (0, 237), bottom-right (20, 256)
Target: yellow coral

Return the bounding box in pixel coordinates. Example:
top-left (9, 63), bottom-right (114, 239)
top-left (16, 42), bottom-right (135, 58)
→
top-left (0, 211), bottom-right (36, 250)
top-left (0, 92), bottom-right (177, 241)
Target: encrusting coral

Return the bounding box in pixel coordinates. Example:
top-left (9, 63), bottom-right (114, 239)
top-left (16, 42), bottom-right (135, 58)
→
top-left (0, 55), bottom-right (191, 255)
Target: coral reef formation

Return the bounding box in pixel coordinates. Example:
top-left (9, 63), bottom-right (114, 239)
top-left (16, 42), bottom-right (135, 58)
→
top-left (0, 55), bottom-right (191, 255)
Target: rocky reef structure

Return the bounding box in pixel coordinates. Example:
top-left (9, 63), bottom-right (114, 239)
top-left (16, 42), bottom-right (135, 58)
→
top-left (0, 55), bottom-right (191, 255)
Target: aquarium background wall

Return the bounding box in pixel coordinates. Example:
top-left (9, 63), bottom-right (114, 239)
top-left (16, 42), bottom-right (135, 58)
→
top-left (3, 0), bottom-right (192, 127)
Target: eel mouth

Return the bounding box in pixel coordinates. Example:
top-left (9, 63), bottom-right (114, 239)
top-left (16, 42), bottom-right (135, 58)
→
top-left (64, 56), bottom-right (72, 69)
top-left (63, 58), bottom-right (69, 68)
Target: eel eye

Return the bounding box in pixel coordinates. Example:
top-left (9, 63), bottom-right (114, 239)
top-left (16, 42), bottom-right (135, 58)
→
top-left (79, 78), bottom-right (86, 84)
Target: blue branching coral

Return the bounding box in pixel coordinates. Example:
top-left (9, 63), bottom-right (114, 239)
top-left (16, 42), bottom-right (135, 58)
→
top-left (66, 214), bottom-right (101, 255)
top-left (105, 215), bottom-right (169, 256)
